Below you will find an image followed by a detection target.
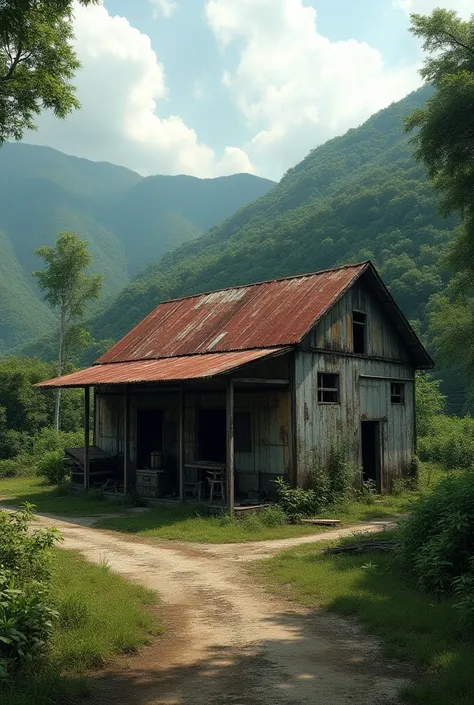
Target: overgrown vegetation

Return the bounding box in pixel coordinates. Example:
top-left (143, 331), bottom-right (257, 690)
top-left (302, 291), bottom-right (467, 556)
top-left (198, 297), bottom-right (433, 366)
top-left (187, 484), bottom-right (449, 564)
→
top-left (274, 443), bottom-right (357, 520)
top-left (0, 505), bottom-right (60, 681)
top-left (398, 471), bottom-right (474, 631)
top-left (0, 508), bottom-right (160, 705)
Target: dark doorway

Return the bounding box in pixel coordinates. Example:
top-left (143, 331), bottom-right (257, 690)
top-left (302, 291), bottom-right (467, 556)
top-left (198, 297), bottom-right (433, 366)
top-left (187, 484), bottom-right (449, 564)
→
top-left (361, 420), bottom-right (381, 489)
top-left (137, 409), bottom-right (163, 468)
top-left (198, 409), bottom-right (226, 462)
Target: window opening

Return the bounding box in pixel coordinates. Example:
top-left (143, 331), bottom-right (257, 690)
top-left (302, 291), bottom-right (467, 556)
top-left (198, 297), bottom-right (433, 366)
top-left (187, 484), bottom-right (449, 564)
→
top-left (317, 372), bottom-right (340, 403)
top-left (352, 310), bottom-right (367, 354)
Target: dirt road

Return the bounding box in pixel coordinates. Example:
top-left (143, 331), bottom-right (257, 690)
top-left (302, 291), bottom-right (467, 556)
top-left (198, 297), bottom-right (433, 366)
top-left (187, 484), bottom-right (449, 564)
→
top-left (33, 515), bottom-right (408, 704)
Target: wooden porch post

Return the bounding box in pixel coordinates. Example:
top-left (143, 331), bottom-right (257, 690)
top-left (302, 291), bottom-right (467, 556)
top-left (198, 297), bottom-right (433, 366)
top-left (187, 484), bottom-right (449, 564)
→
top-left (123, 385), bottom-right (129, 495)
top-left (226, 379), bottom-right (235, 513)
top-left (179, 385), bottom-right (185, 502)
top-left (84, 386), bottom-right (90, 490)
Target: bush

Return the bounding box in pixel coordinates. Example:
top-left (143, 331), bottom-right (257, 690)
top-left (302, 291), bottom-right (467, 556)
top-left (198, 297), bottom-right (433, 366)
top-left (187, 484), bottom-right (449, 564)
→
top-left (274, 477), bottom-right (322, 520)
top-left (275, 444), bottom-right (357, 519)
top-left (258, 505), bottom-right (287, 527)
top-left (418, 414), bottom-right (474, 471)
top-left (0, 506), bottom-right (60, 678)
top-left (30, 428), bottom-right (83, 461)
top-left (36, 451), bottom-right (68, 486)
top-left (398, 471), bottom-right (474, 604)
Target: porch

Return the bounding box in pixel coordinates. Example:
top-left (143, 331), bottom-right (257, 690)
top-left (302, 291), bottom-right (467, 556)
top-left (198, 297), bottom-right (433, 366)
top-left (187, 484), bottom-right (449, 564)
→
top-left (78, 375), bottom-right (292, 512)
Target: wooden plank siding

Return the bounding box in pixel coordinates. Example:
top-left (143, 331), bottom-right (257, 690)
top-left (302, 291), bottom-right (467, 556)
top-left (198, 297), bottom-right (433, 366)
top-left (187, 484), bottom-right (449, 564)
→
top-left (294, 280), bottom-right (416, 490)
top-left (306, 281), bottom-right (411, 362)
top-left (294, 352), bottom-right (414, 489)
top-left (95, 387), bottom-right (291, 497)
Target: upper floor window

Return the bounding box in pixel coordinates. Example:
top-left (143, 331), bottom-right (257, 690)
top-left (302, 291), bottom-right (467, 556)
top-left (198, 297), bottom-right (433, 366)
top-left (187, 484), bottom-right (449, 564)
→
top-left (318, 372), bottom-right (340, 404)
top-left (390, 382), bottom-right (405, 405)
top-left (352, 311), bottom-right (367, 354)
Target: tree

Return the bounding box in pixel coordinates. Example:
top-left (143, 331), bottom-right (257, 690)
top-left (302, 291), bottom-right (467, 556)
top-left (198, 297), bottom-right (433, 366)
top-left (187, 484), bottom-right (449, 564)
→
top-left (0, 0), bottom-right (96, 143)
top-left (405, 9), bottom-right (474, 390)
top-left (33, 232), bottom-right (102, 430)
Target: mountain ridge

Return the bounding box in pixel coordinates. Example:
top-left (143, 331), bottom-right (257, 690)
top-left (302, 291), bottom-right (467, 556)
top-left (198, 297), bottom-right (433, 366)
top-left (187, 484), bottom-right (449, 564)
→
top-left (0, 143), bottom-right (274, 351)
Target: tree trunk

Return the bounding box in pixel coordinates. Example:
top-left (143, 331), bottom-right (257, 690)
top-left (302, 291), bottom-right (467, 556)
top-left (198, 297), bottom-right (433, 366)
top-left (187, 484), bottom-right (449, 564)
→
top-left (54, 306), bottom-right (65, 432)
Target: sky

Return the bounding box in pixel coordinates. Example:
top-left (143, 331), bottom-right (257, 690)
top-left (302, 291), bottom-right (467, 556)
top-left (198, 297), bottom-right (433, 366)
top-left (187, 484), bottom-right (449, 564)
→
top-left (25, 0), bottom-right (473, 181)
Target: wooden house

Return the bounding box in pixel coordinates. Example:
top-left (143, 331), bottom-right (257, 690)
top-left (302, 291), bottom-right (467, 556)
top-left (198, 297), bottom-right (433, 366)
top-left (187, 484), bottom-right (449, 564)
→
top-left (36, 262), bottom-right (433, 509)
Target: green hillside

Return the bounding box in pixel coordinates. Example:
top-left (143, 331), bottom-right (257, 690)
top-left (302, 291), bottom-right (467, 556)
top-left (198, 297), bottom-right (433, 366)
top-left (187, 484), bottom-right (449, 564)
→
top-left (92, 85), bottom-right (453, 348)
top-left (0, 143), bottom-right (274, 351)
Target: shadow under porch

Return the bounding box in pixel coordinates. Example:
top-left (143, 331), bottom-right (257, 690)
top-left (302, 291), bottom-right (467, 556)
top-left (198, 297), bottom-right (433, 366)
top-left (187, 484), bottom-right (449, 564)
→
top-left (94, 377), bottom-right (293, 511)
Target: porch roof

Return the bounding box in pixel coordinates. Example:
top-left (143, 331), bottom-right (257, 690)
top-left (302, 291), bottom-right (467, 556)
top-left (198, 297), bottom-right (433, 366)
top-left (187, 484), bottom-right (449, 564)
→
top-left (34, 348), bottom-right (288, 389)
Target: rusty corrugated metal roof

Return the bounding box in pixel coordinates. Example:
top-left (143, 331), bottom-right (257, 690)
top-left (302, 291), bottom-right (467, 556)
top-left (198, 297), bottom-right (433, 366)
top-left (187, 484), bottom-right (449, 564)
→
top-left (34, 348), bottom-right (287, 388)
top-left (97, 263), bottom-right (369, 364)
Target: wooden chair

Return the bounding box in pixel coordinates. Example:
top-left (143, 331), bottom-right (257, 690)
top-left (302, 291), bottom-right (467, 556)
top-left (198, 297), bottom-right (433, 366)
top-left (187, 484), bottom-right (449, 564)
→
top-left (207, 469), bottom-right (226, 504)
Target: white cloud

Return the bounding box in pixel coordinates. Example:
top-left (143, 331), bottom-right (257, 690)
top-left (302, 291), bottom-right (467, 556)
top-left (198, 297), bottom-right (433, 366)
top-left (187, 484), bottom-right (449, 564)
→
top-left (394, 0), bottom-right (473, 18)
top-left (25, 2), bottom-right (254, 178)
top-left (205, 0), bottom-right (424, 177)
top-left (150, 0), bottom-right (178, 19)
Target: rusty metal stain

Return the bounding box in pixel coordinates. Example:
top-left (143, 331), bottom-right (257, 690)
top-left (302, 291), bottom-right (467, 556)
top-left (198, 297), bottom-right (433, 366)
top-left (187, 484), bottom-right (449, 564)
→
top-left (96, 264), bottom-right (368, 364)
top-left (34, 348), bottom-right (285, 388)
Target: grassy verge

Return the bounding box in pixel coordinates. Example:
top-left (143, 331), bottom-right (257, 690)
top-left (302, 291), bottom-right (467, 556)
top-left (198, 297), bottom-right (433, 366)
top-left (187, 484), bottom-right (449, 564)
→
top-left (255, 532), bottom-right (474, 705)
top-left (0, 475), bottom-right (130, 515)
top-left (1, 548), bottom-right (162, 705)
top-left (0, 463), bottom-right (446, 543)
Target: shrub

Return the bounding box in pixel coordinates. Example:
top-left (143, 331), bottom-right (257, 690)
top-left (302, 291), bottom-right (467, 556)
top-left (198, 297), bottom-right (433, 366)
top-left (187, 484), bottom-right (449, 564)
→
top-left (326, 443), bottom-right (357, 504)
top-left (258, 505), bottom-right (287, 527)
top-left (398, 471), bottom-right (474, 599)
top-left (0, 506), bottom-right (61, 678)
top-left (0, 458), bottom-right (21, 478)
top-left (274, 477), bottom-right (322, 520)
top-left (30, 427), bottom-right (83, 460)
top-left (36, 451), bottom-right (68, 486)
top-left (0, 572), bottom-right (58, 670)
top-left (418, 414), bottom-right (474, 471)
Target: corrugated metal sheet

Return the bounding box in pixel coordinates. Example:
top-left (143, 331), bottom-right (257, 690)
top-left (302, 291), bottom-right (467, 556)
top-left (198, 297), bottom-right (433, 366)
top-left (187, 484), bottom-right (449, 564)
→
top-left (34, 348), bottom-right (286, 388)
top-left (97, 264), bottom-right (368, 364)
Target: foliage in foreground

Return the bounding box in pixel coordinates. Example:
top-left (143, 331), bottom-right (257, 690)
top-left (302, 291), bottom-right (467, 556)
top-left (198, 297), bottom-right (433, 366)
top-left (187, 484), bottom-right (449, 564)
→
top-left (0, 506), bottom-right (60, 679)
top-left (398, 471), bottom-right (474, 631)
top-left (1, 546), bottom-right (160, 705)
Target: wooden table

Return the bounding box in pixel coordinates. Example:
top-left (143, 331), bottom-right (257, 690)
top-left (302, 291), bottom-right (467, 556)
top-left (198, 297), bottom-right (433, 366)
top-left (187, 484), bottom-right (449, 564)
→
top-left (184, 461), bottom-right (226, 499)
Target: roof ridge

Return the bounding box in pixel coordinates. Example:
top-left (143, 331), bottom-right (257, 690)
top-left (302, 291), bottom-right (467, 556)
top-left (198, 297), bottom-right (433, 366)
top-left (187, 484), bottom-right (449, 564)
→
top-left (157, 261), bottom-right (371, 306)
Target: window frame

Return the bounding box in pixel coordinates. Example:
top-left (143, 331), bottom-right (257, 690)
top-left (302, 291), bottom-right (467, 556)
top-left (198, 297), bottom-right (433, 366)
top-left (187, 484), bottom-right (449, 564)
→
top-left (390, 382), bottom-right (405, 405)
top-left (352, 309), bottom-right (367, 355)
top-left (317, 372), bottom-right (340, 404)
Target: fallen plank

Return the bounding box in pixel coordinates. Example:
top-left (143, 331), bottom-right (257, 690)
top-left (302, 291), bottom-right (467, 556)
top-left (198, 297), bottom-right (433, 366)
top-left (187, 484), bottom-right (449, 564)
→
top-left (300, 518), bottom-right (342, 526)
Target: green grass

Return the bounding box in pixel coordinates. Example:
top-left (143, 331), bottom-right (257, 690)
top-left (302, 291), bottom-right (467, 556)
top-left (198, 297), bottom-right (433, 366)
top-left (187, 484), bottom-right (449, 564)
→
top-left (1, 548), bottom-right (162, 705)
top-left (95, 505), bottom-right (329, 543)
top-left (0, 475), bottom-right (130, 515)
top-left (0, 463), bottom-right (447, 543)
top-left (256, 532), bottom-right (474, 705)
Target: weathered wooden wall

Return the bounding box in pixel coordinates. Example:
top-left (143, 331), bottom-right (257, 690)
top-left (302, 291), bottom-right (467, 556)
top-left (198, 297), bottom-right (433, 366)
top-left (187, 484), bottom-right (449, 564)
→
top-left (308, 281), bottom-right (411, 362)
top-left (295, 352), bottom-right (414, 490)
top-left (95, 385), bottom-right (290, 495)
top-left (295, 278), bottom-right (416, 492)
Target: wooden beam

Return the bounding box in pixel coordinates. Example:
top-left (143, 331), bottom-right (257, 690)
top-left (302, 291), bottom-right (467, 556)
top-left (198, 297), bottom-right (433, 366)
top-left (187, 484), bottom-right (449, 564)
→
top-left (226, 379), bottom-right (235, 513)
top-left (123, 386), bottom-right (129, 495)
top-left (178, 385), bottom-right (185, 502)
top-left (84, 386), bottom-right (90, 490)
top-left (359, 374), bottom-right (414, 382)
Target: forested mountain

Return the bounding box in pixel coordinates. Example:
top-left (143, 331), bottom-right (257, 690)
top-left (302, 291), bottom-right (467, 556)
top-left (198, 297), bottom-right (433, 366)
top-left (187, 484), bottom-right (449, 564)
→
top-left (0, 143), bottom-right (274, 351)
top-left (91, 85), bottom-right (454, 348)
